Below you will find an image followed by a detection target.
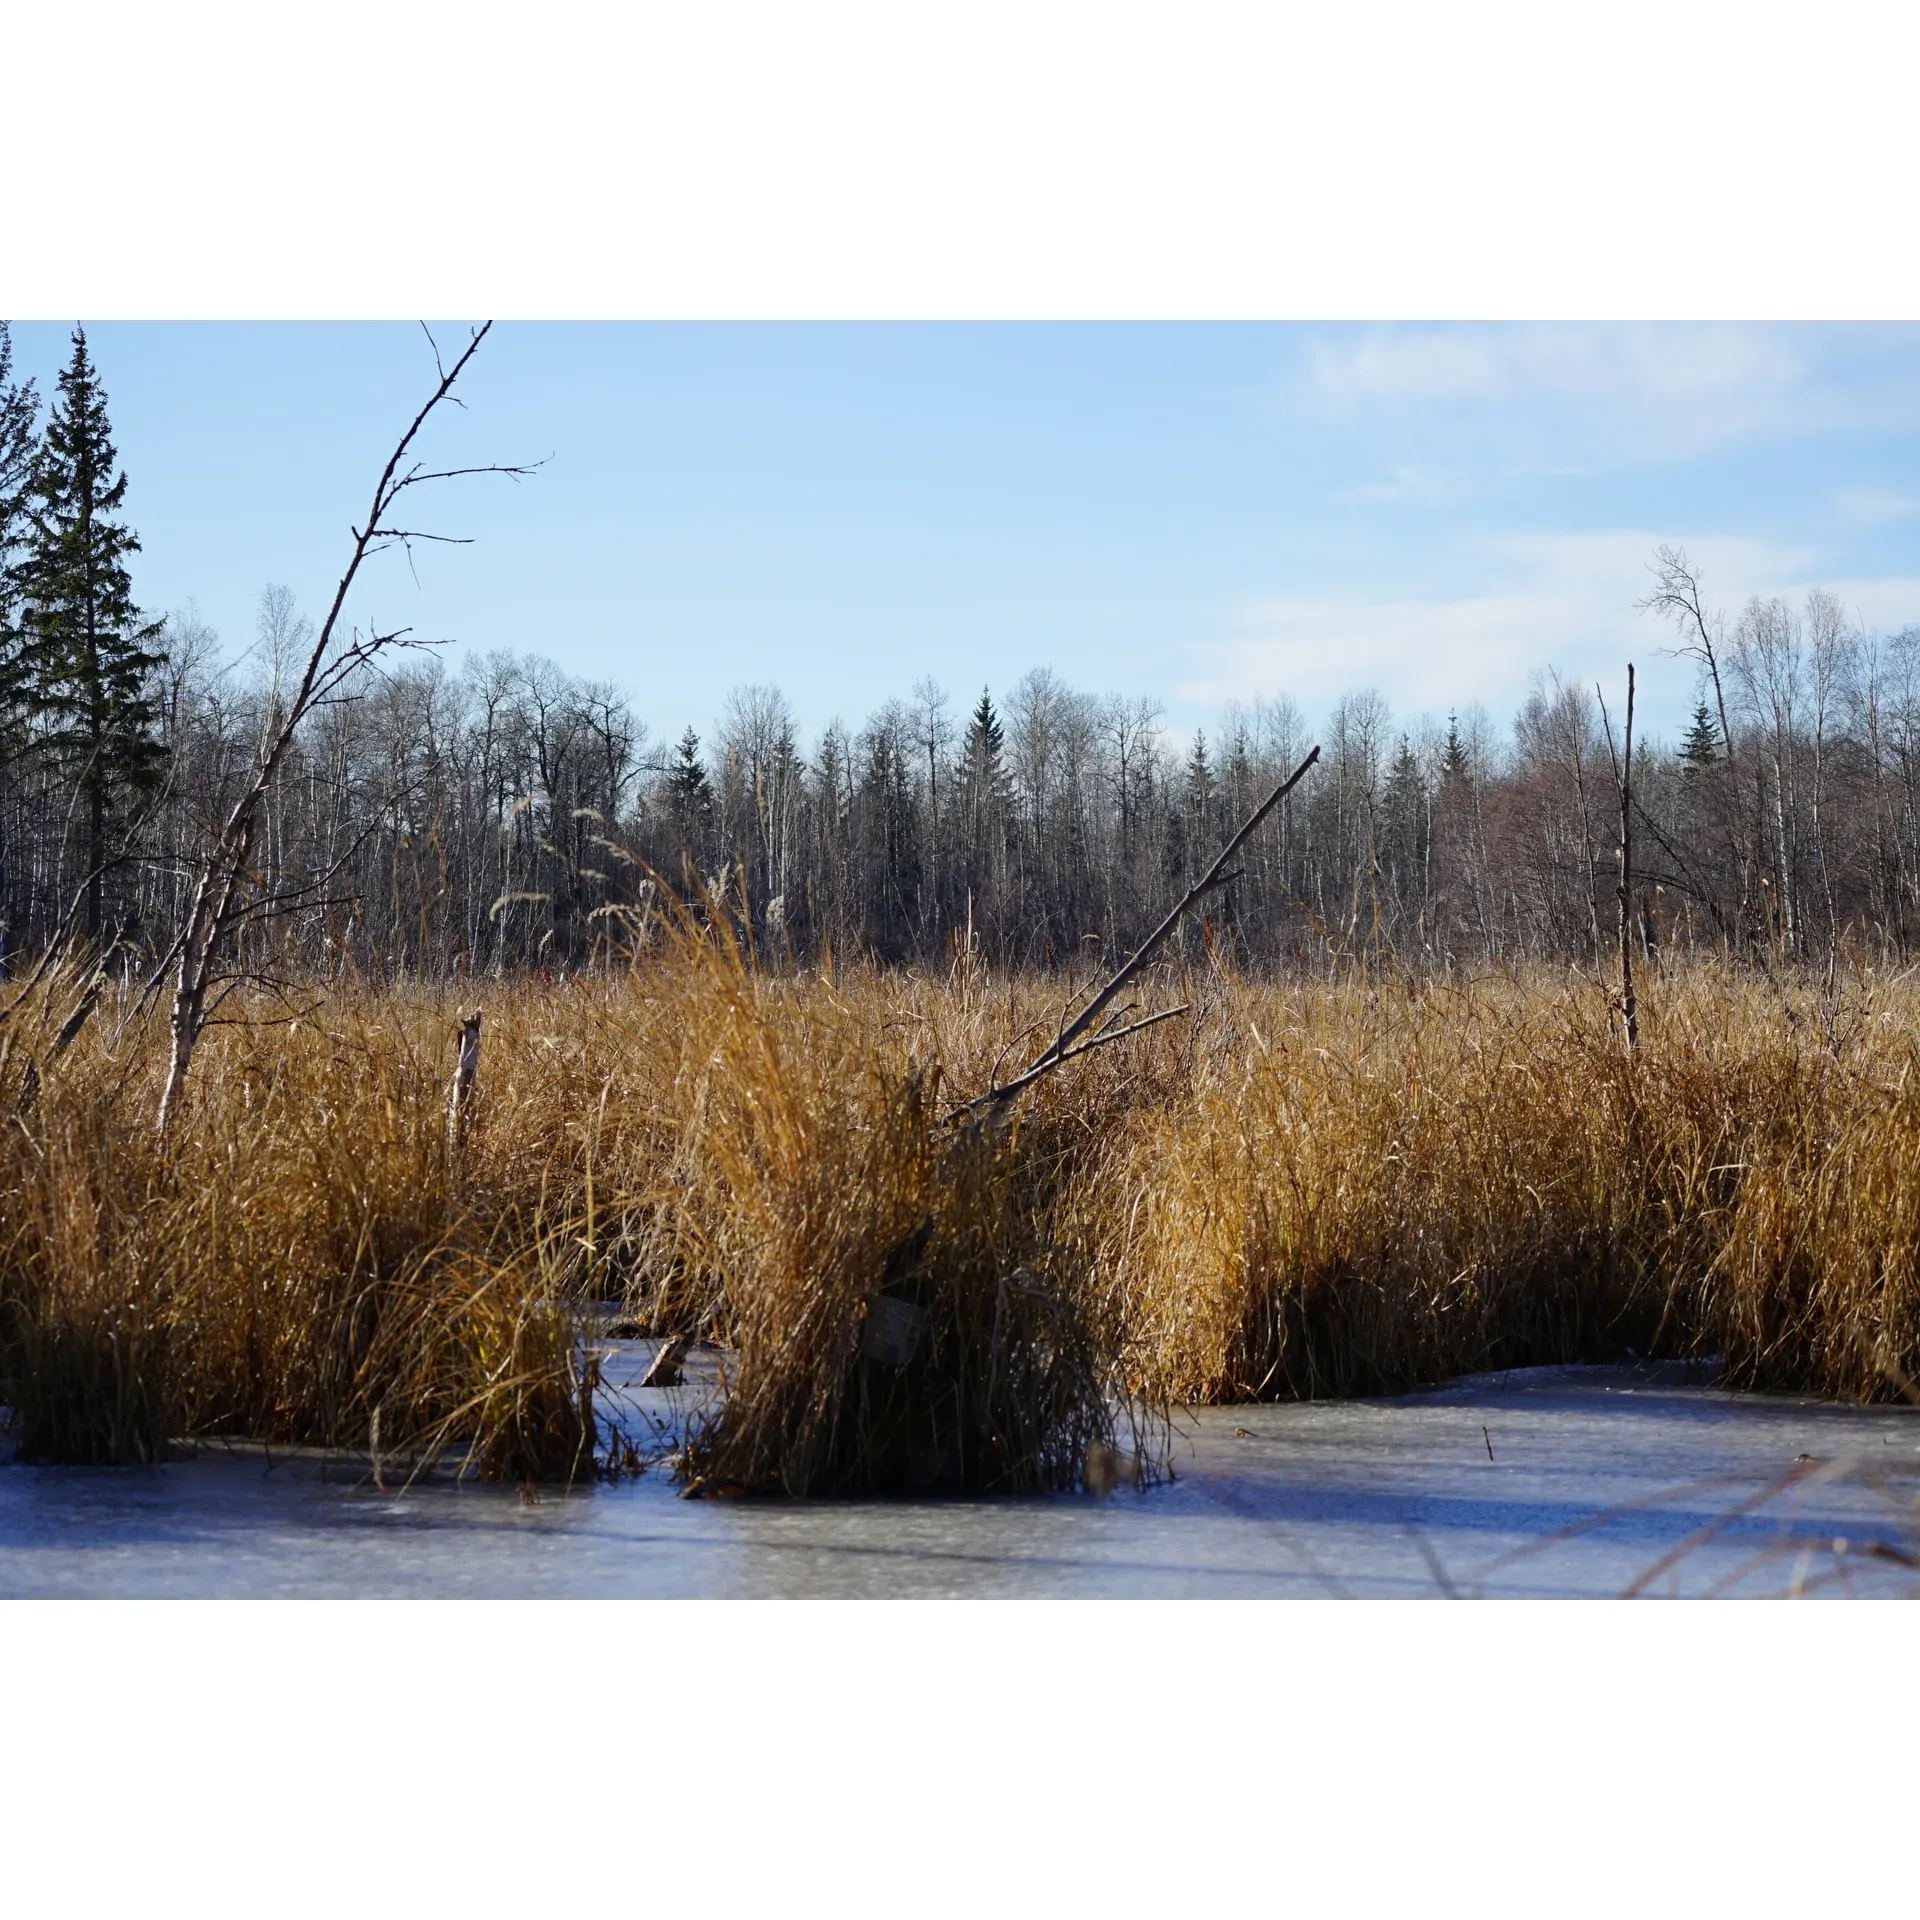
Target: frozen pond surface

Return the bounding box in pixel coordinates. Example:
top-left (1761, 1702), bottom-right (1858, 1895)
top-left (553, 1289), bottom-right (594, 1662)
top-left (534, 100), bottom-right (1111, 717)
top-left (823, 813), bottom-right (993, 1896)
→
top-left (4, 1353), bottom-right (1918, 1597)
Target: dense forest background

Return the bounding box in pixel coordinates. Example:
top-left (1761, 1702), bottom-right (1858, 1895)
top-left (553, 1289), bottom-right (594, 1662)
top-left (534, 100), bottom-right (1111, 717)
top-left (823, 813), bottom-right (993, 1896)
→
top-left (4, 322), bottom-right (1918, 986)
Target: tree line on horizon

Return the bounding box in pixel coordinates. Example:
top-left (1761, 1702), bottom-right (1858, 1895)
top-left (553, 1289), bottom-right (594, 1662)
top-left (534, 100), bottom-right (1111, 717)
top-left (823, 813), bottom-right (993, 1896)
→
top-left (4, 320), bottom-right (1920, 987)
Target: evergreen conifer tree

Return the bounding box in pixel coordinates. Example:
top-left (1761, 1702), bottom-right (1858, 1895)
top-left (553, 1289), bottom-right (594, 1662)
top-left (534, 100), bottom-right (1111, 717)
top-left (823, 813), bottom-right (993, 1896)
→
top-left (1184, 729), bottom-right (1216, 825)
top-left (9, 328), bottom-right (167, 936)
top-left (0, 322), bottom-right (41, 738)
top-left (1442, 711), bottom-right (1469, 785)
top-left (959, 687), bottom-right (1007, 883)
top-left (1681, 699), bottom-right (1718, 773)
top-left (1176, 730), bottom-right (1222, 905)
top-left (963, 687), bottom-right (1004, 789)
top-left (666, 725), bottom-right (712, 836)
top-left (1381, 733), bottom-right (1429, 889)
top-left (1386, 733), bottom-right (1421, 798)
top-left (1222, 722), bottom-right (1253, 807)
top-left (0, 323), bottom-right (41, 968)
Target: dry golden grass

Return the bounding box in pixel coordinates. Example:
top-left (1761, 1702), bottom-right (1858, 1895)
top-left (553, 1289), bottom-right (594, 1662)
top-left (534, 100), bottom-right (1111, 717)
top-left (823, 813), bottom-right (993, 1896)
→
top-left (6, 936), bottom-right (1920, 1488)
top-left (1083, 971), bottom-right (1735, 1400)
top-left (1083, 963), bottom-right (1920, 1408)
top-left (659, 930), bottom-right (1149, 1494)
top-left (0, 967), bottom-right (600, 1476)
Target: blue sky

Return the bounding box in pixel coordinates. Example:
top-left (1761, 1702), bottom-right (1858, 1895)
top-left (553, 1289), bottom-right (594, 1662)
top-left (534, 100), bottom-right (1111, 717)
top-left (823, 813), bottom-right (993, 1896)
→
top-left (7, 321), bottom-right (1918, 750)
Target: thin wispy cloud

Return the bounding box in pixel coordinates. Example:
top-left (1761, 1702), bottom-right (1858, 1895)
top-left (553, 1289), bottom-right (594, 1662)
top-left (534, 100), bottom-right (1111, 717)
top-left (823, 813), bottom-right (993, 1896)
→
top-left (1306, 325), bottom-right (1805, 406)
top-left (1182, 591), bottom-right (1571, 713)
top-left (1486, 529), bottom-right (1816, 602)
top-left (1178, 530), bottom-right (1920, 722)
top-left (1835, 488), bottom-right (1918, 525)
top-left (1820, 578), bottom-right (1920, 634)
top-left (1334, 465), bottom-right (1470, 504)
top-left (1293, 324), bottom-right (1920, 461)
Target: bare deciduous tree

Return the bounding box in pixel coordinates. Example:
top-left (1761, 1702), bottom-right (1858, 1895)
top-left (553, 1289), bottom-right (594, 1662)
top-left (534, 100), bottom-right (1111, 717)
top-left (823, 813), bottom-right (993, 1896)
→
top-left (154, 323), bottom-right (532, 1128)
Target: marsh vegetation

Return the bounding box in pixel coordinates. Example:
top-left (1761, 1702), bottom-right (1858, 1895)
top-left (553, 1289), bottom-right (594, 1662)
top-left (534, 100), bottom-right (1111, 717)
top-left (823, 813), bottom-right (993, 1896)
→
top-left (8, 926), bottom-right (1920, 1493)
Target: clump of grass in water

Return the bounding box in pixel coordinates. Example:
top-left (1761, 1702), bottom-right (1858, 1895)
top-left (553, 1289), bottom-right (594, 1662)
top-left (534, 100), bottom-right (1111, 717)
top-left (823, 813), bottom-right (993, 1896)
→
top-left (1, 1043), bottom-right (177, 1465)
top-left (645, 908), bottom-right (1153, 1496)
top-left (1709, 1032), bottom-right (1920, 1401)
top-left (1074, 965), bottom-right (1882, 1405)
top-left (0, 965), bottom-right (597, 1479)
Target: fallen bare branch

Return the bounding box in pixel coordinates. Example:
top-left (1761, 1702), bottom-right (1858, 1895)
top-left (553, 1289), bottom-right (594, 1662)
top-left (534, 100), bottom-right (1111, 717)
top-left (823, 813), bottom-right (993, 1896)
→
top-left (949, 745), bottom-right (1318, 1118)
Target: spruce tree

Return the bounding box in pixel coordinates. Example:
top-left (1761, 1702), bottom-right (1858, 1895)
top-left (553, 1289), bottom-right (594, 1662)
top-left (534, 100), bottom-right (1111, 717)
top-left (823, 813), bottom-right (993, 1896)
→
top-left (1385, 734), bottom-right (1423, 817)
top-left (964, 687), bottom-right (1004, 788)
top-left (962, 688), bottom-right (1006, 811)
top-left (10, 328), bottom-right (167, 937)
top-left (1222, 722), bottom-right (1253, 806)
top-left (960, 688), bottom-right (1007, 880)
top-left (1176, 730), bottom-right (1222, 904)
top-left (0, 322), bottom-right (40, 739)
top-left (1383, 734), bottom-right (1428, 880)
top-left (1681, 699), bottom-right (1718, 774)
top-left (1184, 729), bottom-right (1216, 824)
top-left (666, 725), bottom-right (712, 836)
top-left (0, 323), bottom-right (40, 968)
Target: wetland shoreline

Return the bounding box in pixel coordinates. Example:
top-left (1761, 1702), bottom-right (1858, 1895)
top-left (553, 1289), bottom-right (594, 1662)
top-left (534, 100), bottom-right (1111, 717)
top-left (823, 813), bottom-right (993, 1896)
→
top-left (7, 1360), bottom-right (1916, 1598)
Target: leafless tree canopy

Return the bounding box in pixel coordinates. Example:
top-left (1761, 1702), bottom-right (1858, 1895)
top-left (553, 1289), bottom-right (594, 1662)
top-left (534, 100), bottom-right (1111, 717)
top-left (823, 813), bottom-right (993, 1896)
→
top-left (3, 393), bottom-right (1916, 993)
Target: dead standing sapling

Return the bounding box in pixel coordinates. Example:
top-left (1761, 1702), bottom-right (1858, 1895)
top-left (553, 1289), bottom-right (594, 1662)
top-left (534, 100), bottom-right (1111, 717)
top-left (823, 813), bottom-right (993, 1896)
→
top-left (152, 323), bottom-right (534, 1129)
top-left (1599, 665), bottom-right (1637, 1050)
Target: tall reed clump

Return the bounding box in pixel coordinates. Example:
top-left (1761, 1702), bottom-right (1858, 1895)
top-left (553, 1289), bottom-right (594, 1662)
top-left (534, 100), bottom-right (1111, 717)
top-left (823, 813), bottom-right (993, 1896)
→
top-left (655, 923), bottom-right (1147, 1496)
top-left (1708, 1022), bottom-right (1920, 1401)
top-left (0, 967), bottom-right (173, 1464)
top-left (0, 972), bottom-right (598, 1478)
top-left (1077, 968), bottom-right (1816, 1404)
top-left (1, 1108), bottom-right (174, 1464)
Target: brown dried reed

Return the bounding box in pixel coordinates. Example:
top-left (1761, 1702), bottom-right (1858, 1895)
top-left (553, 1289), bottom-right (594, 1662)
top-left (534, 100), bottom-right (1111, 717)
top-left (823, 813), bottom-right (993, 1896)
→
top-left (6, 940), bottom-right (1920, 1488)
top-left (0, 968), bottom-right (598, 1476)
top-left (1081, 964), bottom-right (1920, 1406)
top-left (657, 926), bottom-right (1149, 1495)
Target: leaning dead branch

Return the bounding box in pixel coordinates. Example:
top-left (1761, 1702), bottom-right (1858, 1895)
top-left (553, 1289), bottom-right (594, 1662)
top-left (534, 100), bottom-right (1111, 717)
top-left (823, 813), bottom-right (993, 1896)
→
top-left (947, 745), bottom-right (1319, 1119)
top-left (8, 922), bottom-right (135, 1116)
top-left (155, 323), bottom-right (532, 1129)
